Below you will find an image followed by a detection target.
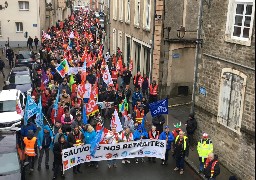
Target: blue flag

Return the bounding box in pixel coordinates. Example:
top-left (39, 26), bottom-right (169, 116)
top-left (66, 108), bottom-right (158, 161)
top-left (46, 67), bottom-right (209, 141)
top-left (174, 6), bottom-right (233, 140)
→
top-left (24, 95), bottom-right (38, 125)
top-left (82, 105), bottom-right (87, 124)
top-left (53, 89), bottom-right (60, 118)
top-left (149, 98), bottom-right (168, 117)
top-left (35, 96), bottom-right (43, 128)
top-left (90, 128), bottom-right (103, 157)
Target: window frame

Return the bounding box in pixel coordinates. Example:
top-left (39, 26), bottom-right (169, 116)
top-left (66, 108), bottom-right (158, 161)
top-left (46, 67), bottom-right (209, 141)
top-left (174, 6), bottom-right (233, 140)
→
top-left (18, 1), bottom-right (29, 11)
top-left (225, 0), bottom-right (255, 46)
top-left (134, 0), bottom-right (141, 27)
top-left (217, 68), bottom-right (247, 134)
top-left (15, 22), bottom-right (23, 33)
top-left (143, 0), bottom-right (151, 31)
top-left (113, 0), bottom-right (117, 20)
top-left (119, 0), bottom-right (123, 22)
top-left (125, 0), bottom-right (131, 24)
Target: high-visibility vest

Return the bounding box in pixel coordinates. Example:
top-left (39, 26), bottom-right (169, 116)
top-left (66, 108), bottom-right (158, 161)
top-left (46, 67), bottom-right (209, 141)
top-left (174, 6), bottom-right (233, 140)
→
top-left (197, 139), bottom-right (213, 162)
top-left (24, 137), bottom-right (37, 157)
top-left (134, 75), bottom-right (143, 86)
top-left (149, 84), bottom-right (158, 95)
top-left (205, 159), bottom-right (218, 178)
top-left (175, 135), bottom-right (188, 151)
top-left (135, 109), bottom-right (144, 123)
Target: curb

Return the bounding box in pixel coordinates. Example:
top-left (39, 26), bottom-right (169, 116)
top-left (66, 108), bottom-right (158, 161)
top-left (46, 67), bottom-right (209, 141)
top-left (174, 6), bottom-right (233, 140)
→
top-left (185, 157), bottom-right (207, 180)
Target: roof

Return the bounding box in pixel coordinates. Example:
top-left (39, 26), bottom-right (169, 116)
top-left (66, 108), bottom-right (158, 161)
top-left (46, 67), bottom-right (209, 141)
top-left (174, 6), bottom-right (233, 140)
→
top-left (11, 66), bottom-right (30, 72)
top-left (0, 89), bottom-right (20, 101)
top-left (0, 133), bottom-right (16, 153)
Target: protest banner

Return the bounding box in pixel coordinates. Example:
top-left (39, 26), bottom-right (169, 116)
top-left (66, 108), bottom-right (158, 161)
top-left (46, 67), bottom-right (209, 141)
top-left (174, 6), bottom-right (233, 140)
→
top-left (62, 139), bottom-right (166, 171)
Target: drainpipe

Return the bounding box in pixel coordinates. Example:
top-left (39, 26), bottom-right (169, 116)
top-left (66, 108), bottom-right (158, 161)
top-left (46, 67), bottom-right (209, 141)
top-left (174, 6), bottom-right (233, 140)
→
top-left (191, 0), bottom-right (203, 114)
top-left (108, 0), bottom-right (110, 52)
top-left (150, 0), bottom-right (156, 83)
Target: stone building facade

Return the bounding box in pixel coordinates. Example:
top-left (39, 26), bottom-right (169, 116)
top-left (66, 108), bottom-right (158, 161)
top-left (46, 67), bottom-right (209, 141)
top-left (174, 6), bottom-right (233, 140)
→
top-left (195, 0), bottom-right (255, 179)
top-left (109, 0), bottom-right (156, 80)
top-left (159, 0), bottom-right (199, 97)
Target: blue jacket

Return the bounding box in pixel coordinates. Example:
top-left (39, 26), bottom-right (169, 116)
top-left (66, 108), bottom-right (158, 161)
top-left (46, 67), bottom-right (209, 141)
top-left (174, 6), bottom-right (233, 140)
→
top-left (37, 125), bottom-right (53, 148)
top-left (132, 92), bottom-right (142, 106)
top-left (133, 130), bottom-right (148, 141)
top-left (21, 123), bottom-right (37, 137)
top-left (159, 131), bottom-right (174, 150)
top-left (83, 131), bottom-right (96, 144)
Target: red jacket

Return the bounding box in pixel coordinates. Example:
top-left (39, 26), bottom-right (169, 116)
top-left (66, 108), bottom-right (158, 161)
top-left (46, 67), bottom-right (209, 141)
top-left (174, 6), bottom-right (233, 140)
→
top-left (51, 105), bottom-right (64, 124)
top-left (42, 93), bottom-right (50, 107)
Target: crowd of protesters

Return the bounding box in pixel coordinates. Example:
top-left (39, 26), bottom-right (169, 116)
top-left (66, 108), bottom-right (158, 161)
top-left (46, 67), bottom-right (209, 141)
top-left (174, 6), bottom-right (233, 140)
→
top-left (17, 8), bottom-right (221, 180)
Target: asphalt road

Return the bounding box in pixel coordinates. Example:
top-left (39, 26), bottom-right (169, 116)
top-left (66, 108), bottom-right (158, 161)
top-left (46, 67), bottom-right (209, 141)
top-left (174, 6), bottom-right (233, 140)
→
top-left (26, 154), bottom-right (201, 180)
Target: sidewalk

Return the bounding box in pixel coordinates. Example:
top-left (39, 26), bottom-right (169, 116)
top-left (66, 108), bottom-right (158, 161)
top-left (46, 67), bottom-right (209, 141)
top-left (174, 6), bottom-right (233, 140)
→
top-left (164, 96), bottom-right (234, 179)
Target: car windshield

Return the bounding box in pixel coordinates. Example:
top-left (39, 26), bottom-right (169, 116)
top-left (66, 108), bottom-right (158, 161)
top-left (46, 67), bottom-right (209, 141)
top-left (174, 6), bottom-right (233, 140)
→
top-left (0, 100), bottom-right (17, 112)
top-left (9, 75), bottom-right (31, 84)
top-left (18, 52), bottom-right (30, 59)
top-left (0, 152), bottom-right (20, 176)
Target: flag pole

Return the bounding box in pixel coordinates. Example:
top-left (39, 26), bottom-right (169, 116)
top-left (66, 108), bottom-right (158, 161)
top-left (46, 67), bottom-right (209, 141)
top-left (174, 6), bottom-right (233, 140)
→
top-left (42, 113), bottom-right (54, 134)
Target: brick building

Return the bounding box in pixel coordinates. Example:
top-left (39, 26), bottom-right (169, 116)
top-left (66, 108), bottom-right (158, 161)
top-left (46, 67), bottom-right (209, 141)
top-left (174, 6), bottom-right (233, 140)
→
top-left (195, 0), bottom-right (255, 179)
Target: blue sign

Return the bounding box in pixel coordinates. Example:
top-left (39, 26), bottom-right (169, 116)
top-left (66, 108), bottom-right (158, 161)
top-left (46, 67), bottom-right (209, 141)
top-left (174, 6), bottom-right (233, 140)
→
top-left (149, 98), bottom-right (168, 117)
top-left (199, 87), bottom-right (207, 96)
top-left (172, 53), bottom-right (180, 59)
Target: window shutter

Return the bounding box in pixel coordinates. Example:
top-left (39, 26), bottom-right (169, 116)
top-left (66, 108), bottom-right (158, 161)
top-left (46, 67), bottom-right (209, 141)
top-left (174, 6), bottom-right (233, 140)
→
top-left (227, 74), bottom-right (244, 130)
top-left (218, 72), bottom-right (232, 126)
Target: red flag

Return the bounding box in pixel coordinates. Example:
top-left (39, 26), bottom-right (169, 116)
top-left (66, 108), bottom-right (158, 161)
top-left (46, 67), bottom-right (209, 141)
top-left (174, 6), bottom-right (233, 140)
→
top-left (86, 93), bottom-right (99, 116)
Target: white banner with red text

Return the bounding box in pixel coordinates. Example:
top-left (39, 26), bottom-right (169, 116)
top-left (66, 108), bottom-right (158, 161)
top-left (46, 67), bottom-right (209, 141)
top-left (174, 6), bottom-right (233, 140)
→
top-left (62, 139), bottom-right (166, 172)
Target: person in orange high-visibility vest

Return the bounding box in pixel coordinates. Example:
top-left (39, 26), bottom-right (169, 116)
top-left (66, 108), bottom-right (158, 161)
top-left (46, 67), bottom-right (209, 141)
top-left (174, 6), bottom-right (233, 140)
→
top-left (148, 125), bottom-right (160, 162)
top-left (133, 72), bottom-right (143, 89)
top-left (23, 131), bottom-right (37, 173)
top-left (111, 69), bottom-right (118, 84)
top-left (135, 105), bottom-right (144, 124)
top-left (204, 153), bottom-right (220, 180)
top-left (149, 80), bottom-right (158, 103)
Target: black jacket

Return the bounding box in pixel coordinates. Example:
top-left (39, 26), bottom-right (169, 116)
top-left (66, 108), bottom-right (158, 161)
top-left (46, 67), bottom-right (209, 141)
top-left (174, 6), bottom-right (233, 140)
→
top-left (186, 118), bottom-right (197, 135)
top-left (173, 137), bottom-right (189, 158)
top-left (53, 135), bottom-right (68, 165)
top-left (204, 155), bottom-right (220, 178)
top-left (152, 115), bottom-right (165, 132)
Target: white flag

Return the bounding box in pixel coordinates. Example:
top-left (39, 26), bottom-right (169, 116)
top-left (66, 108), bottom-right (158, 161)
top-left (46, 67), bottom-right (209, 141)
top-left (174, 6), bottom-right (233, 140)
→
top-left (111, 110), bottom-right (123, 133)
top-left (102, 66), bottom-right (113, 86)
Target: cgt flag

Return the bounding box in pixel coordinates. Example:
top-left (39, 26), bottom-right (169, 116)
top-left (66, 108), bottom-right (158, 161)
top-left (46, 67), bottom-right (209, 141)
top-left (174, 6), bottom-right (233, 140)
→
top-left (149, 98), bottom-right (168, 117)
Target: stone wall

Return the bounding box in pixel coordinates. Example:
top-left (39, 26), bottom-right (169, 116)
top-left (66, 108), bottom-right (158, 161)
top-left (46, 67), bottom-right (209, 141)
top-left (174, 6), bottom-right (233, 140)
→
top-left (195, 0), bottom-right (255, 179)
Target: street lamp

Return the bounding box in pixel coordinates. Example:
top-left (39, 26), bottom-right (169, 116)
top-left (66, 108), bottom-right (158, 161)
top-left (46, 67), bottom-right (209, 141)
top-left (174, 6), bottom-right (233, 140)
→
top-left (0, 1), bottom-right (8, 10)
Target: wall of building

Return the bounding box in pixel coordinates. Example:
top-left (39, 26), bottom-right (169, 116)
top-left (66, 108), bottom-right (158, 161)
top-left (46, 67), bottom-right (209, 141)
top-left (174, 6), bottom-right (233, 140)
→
top-left (195, 0), bottom-right (255, 179)
top-left (159, 0), bottom-right (199, 97)
top-left (109, 0), bottom-right (154, 79)
top-left (0, 0), bottom-right (41, 47)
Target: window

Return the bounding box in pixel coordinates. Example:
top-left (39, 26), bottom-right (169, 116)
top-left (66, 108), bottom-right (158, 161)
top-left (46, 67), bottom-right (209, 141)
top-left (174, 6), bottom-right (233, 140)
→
top-left (113, 0), bottom-right (117, 20)
top-left (112, 29), bottom-right (117, 54)
top-left (118, 31), bottom-right (122, 51)
top-left (225, 0), bottom-right (255, 46)
top-left (125, 0), bottom-right (131, 23)
top-left (217, 68), bottom-right (247, 134)
top-left (0, 21), bottom-right (2, 36)
top-left (119, 0), bottom-right (123, 21)
top-left (19, 1), bottom-right (29, 10)
top-left (143, 0), bottom-right (151, 30)
top-left (134, 0), bottom-right (141, 26)
top-left (15, 22), bottom-right (23, 32)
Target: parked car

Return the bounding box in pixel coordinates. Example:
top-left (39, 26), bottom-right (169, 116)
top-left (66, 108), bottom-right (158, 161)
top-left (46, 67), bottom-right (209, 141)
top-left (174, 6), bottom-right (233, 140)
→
top-left (0, 89), bottom-right (24, 132)
top-left (0, 131), bottom-right (28, 180)
top-left (15, 51), bottom-right (39, 68)
top-left (6, 69), bottom-right (33, 95)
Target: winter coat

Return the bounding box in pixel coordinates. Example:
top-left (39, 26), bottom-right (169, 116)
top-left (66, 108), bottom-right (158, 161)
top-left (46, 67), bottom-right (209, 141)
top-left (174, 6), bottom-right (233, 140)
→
top-left (152, 115), bottom-right (166, 132)
top-left (186, 118), bottom-right (197, 135)
top-left (133, 130), bottom-right (148, 141)
top-left (83, 131), bottom-right (96, 144)
top-left (59, 83), bottom-right (71, 95)
top-left (53, 135), bottom-right (69, 165)
top-left (37, 125), bottom-right (53, 148)
top-left (173, 136), bottom-right (189, 158)
top-left (159, 131), bottom-right (174, 150)
top-left (132, 92), bottom-right (142, 106)
top-left (21, 123), bottom-right (37, 137)
top-left (204, 155), bottom-right (221, 179)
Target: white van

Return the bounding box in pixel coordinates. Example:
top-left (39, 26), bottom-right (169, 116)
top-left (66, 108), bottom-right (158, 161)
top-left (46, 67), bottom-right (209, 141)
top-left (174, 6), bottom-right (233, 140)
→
top-left (0, 89), bottom-right (25, 131)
